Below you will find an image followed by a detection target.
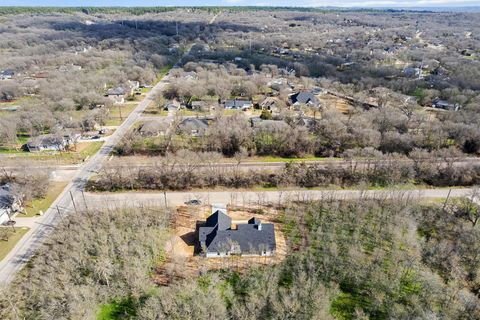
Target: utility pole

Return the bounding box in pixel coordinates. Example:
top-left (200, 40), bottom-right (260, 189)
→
top-left (118, 104), bottom-right (122, 121)
top-left (82, 191), bottom-right (89, 212)
top-left (176, 21), bottom-right (179, 36)
top-left (70, 191), bottom-right (78, 214)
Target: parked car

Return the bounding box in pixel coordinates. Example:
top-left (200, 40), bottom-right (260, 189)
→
top-left (185, 199), bottom-right (202, 206)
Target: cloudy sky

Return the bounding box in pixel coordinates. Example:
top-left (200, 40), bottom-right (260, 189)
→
top-left (1, 0), bottom-right (479, 7)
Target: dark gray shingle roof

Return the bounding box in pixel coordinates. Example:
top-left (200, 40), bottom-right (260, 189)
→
top-left (290, 92), bottom-right (318, 105)
top-left (199, 211), bottom-right (276, 255)
top-left (224, 100), bottom-right (252, 109)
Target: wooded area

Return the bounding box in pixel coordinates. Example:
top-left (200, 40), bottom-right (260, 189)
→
top-left (1, 198), bottom-right (480, 319)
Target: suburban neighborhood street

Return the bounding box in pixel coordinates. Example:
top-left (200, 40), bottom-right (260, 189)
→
top-left (0, 66), bottom-right (177, 286)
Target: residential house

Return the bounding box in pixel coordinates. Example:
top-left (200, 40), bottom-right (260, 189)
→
top-left (106, 87), bottom-right (126, 104)
top-left (289, 91), bottom-right (319, 108)
top-left (0, 70), bottom-right (15, 80)
top-left (198, 209), bottom-right (276, 258)
top-left (224, 99), bottom-right (252, 110)
top-left (259, 97), bottom-right (284, 114)
top-left (138, 120), bottom-right (170, 137)
top-left (164, 103), bottom-right (182, 112)
top-left (403, 67), bottom-right (422, 78)
top-left (430, 98), bottom-right (461, 111)
top-left (127, 80), bottom-right (140, 93)
top-left (190, 101), bottom-right (206, 111)
top-left (0, 185), bottom-right (22, 225)
top-left (178, 118), bottom-right (209, 137)
top-left (26, 131), bottom-right (80, 152)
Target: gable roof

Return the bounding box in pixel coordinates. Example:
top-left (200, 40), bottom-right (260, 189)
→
top-left (290, 92), bottom-right (318, 106)
top-left (26, 134), bottom-right (65, 149)
top-left (199, 211), bottom-right (276, 255)
top-left (179, 118), bottom-right (209, 130)
top-left (0, 185), bottom-right (14, 210)
top-left (106, 87), bottom-right (126, 96)
top-left (138, 120), bottom-right (170, 135)
top-left (224, 100), bottom-right (252, 109)
top-left (205, 210), bottom-right (232, 230)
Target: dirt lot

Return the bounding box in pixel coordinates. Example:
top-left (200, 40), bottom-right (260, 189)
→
top-left (155, 204), bottom-right (287, 285)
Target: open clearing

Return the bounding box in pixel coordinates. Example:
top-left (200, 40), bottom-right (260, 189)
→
top-left (155, 205), bottom-right (287, 285)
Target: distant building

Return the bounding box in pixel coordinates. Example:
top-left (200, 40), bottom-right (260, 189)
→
top-left (259, 97), bottom-right (283, 114)
top-left (178, 118), bottom-right (209, 137)
top-left (224, 99), bottom-right (252, 110)
top-left (403, 67), bottom-right (422, 78)
top-left (105, 87), bottom-right (126, 104)
top-left (26, 131), bottom-right (80, 152)
top-left (0, 70), bottom-right (15, 80)
top-left (430, 98), bottom-right (461, 111)
top-left (289, 91), bottom-right (319, 107)
top-left (198, 209), bottom-right (276, 258)
top-left (190, 101), bottom-right (206, 110)
top-left (138, 120), bottom-right (170, 137)
top-left (0, 185), bottom-right (23, 224)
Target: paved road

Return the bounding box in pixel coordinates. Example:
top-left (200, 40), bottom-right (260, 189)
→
top-left (0, 68), bottom-right (177, 286)
top-left (83, 188), bottom-right (476, 209)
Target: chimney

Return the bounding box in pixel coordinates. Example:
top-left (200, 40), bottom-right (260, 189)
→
top-left (258, 222), bottom-right (262, 231)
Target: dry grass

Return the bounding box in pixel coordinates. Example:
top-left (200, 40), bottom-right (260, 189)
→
top-left (320, 93), bottom-right (352, 114)
top-left (0, 227), bottom-right (29, 262)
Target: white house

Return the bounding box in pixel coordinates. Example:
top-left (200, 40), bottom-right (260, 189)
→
top-left (0, 185), bottom-right (22, 224)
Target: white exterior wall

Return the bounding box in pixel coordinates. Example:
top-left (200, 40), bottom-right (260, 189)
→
top-left (0, 209), bottom-right (10, 224)
top-left (205, 250), bottom-right (275, 258)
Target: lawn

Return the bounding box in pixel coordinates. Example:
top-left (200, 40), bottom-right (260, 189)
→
top-left (144, 101), bottom-right (168, 116)
top-left (0, 141), bottom-right (103, 164)
top-left (20, 181), bottom-right (69, 217)
top-left (105, 103), bottom-right (138, 126)
top-left (178, 109), bottom-right (210, 117)
top-left (0, 227), bottom-right (29, 262)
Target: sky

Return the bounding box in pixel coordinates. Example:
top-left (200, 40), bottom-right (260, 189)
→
top-left (0, 0), bottom-right (479, 7)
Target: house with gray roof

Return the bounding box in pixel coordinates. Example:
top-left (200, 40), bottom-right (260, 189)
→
top-left (0, 69), bottom-right (15, 80)
top-left (105, 87), bottom-right (126, 104)
top-left (198, 210), bottom-right (276, 258)
top-left (26, 131), bottom-right (80, 152)
top-left (431, 98), bottom-right (462, 111)
top-left (289, 91), bottom-right (319, 107)
top-left (178, 118), bottom-right (209, 137)
top-left (224, 99), bottom-right (252, 110)
top-left (0, 185), bottom-right (22, 225)
top-left (138, 120), bottom-right (170, 136)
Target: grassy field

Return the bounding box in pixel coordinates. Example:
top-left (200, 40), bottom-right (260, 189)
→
top-left (21, 181), bottom-right (69, 217)
top-left (143, 101), bottom-right (168, 116)
top-left (105, 103), bottom-right (138, 126)
top-left (0, 227), bottom-right (29, 262)
top-left (0, 141), bottom-right (103, 164)
top-left (178, 109), bottom-right (210, 117)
